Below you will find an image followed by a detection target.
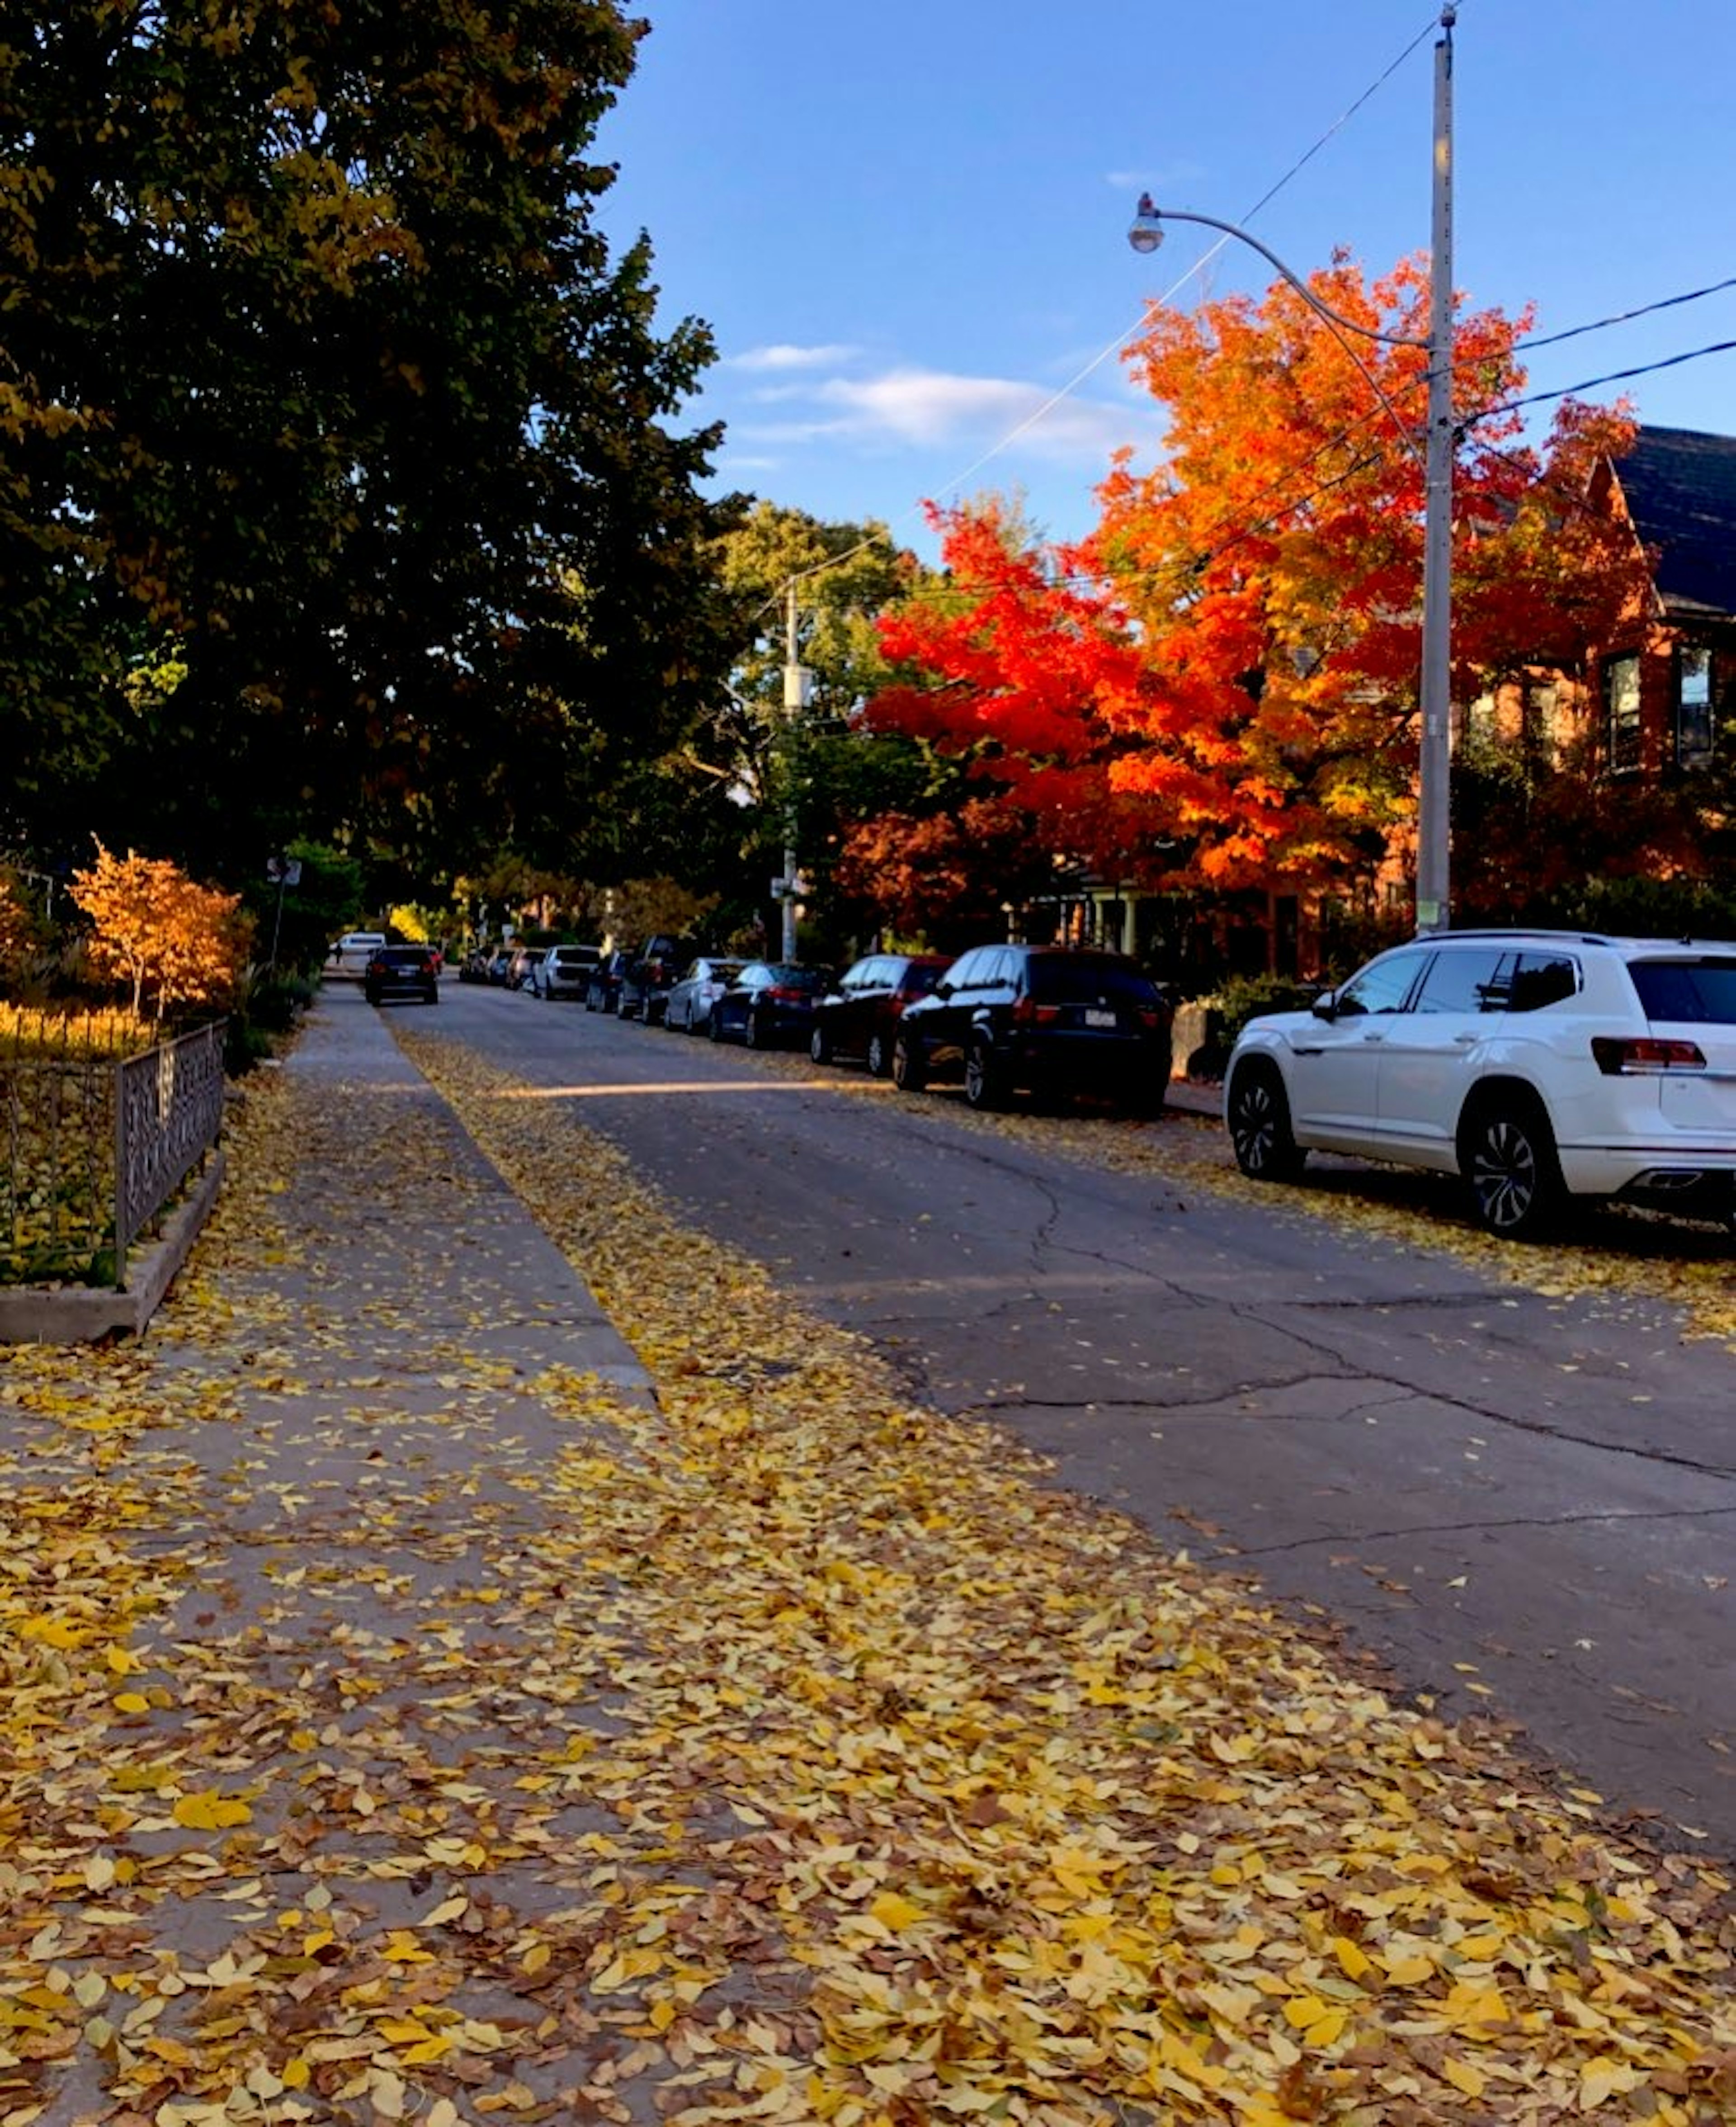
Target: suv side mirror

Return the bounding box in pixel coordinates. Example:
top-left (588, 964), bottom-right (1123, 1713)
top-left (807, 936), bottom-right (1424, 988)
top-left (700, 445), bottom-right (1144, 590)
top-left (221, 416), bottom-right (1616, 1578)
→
top-left (1311, 991), bottom-right (1339, 1021)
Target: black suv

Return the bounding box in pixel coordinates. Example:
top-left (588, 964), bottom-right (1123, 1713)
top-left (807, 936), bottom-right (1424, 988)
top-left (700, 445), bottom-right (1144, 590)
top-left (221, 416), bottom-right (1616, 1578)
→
top-left (585, 949), bottom-right (635, 1013)
top-left (617, 935), bottom-right (690, 1024)
top-left (363, 943), bottom-right (439, 1007)
top-left (892, 944), bottom-right (1172, 1113)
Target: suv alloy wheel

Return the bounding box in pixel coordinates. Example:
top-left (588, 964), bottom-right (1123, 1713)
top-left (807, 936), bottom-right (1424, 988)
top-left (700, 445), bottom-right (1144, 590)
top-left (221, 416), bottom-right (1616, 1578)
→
top-left (1462, 1093), bottom-right (1564, 1239)
top-left (1227, 1060), bottom-right (1304, 1182)
top-left (963, 1035), bottom-right (1005, 1110)
top-left (891, 1032), bottom-right (925, 1092)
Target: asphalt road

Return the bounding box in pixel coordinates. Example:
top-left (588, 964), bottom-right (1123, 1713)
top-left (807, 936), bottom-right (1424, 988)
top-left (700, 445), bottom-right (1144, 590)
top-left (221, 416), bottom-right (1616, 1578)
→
top-left (419, 978), bottom-right (1736, 1858)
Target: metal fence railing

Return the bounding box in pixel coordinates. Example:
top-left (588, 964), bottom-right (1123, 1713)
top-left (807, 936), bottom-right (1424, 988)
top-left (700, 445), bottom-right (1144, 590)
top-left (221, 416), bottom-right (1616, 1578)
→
top-left (0, 1017), bottom-right (225, 1289)
top-left (114, 1021), bottom-right (226, 1281)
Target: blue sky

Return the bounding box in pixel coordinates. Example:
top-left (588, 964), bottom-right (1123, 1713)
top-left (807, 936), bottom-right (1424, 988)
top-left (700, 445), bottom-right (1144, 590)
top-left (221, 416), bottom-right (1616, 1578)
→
top-left (594, 0), bottom-right (1736, 564)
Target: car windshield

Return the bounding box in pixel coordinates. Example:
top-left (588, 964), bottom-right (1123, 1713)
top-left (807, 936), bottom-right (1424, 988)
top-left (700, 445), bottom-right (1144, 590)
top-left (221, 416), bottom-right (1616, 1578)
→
top-left (902, 964), bottom-right (946, 996)
top-left (1628, 957), bottom-right (1736, 1025)
top-left (1027, 956), bottom-right (1157, 1005)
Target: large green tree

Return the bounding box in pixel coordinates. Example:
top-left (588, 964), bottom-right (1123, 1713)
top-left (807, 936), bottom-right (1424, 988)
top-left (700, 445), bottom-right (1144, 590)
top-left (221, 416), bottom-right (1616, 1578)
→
top-left (1, 0), bottom-right (737, 880)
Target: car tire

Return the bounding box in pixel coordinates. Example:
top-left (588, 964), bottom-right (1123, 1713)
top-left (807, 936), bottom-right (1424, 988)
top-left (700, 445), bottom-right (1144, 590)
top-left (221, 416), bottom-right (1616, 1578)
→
top-left (1462, 1092), bottom-right (1564, 1239)
top-left (364, 988), bottom-right (381, 1006)
top-left (963, 1036), bottom-right (1006, 1110)
top-left (744, 1009), bottom-right (765, 1050)
top-left (891, 1033), bottom-right (926, 1092)
top-left (1227, 1061), bottom-right (1305, 1182)
top-left (1127, 1075), bottom-right (1168, 1120)
top-left (865, 1030), bottom-right (889, 1079)
top-left (708, 1008), bottom-right (724, 1042)
top-left (809, 1024), bottom-right (832, 1065)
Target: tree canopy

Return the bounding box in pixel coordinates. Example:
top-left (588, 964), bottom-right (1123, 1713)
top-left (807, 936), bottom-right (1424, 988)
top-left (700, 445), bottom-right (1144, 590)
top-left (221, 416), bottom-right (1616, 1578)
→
top-left (863, 256), bottom-right (1647, 914)
top-left (2, 0), bottom-right (739, 884)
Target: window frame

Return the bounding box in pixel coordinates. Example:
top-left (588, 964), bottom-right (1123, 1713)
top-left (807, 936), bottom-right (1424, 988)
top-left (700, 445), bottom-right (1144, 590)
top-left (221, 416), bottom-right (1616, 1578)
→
top-left (1674, 644), bottom-right (1715, 769)
top-left (1603, 651), bottom-right (1642, 775)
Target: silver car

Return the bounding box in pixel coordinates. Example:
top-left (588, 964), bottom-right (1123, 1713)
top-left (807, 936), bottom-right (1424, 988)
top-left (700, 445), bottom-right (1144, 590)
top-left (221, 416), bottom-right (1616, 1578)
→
top-left (663, 957), bottom-right (745, 1034)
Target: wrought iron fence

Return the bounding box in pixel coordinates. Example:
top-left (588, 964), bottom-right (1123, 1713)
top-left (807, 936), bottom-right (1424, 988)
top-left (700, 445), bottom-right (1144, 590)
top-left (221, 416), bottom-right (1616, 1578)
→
top-left (114, 1021), bottom-right (226, 1281)
top-left (0, 1016), bottom-right (225, 1288)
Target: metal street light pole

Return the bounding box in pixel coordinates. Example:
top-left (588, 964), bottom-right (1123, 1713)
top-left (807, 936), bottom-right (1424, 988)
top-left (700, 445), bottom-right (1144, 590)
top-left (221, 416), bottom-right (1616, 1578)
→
top-left (780, 580), bottom-right (811, 961)
top-left (1127, 4), bottom-right (1456, 932)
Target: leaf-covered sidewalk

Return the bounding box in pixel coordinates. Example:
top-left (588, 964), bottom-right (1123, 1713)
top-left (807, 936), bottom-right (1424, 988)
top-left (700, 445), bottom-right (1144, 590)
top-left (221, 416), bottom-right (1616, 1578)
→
top-left (2, 1021), bottom-right (1732, 2127)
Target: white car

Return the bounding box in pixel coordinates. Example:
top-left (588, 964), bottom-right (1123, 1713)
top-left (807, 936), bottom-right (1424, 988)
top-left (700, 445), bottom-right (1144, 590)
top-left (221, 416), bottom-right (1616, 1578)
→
top-left (332, 930), bottom-right (387, 965)
top-left (1224, 929), bottom-right (1736, 1238)
top-left (538, 944), bottom-right (603, 1000)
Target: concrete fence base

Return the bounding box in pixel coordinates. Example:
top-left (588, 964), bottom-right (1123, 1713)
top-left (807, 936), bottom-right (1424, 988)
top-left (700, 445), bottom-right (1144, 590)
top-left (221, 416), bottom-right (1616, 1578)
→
top-left (0, 1151), bottom-right (225, 1344)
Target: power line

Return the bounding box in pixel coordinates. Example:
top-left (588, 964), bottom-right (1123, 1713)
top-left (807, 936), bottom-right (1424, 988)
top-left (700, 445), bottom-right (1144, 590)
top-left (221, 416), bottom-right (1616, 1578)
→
top-left (1514, 277), bottom-right (1736, 359)
top-left (758, 11), bottom-right (1451, 614)
top-left (1469, 337), bottom-right (1736, 426)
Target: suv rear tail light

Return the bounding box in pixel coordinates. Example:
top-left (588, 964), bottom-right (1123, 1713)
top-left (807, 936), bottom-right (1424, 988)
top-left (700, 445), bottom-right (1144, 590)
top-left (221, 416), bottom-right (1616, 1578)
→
top-left (1591, 1036), bottom-right (1707, 1075)
top-left (1136, 1006), bottom-right (1164, 1029)
top-left (1011, 997), bottom-right (1060, 1028)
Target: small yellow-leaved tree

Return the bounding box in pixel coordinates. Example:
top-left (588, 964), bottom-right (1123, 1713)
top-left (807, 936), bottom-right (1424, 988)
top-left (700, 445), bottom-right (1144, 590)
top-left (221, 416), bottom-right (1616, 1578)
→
top-left (71, 844), bottom-right (250, 1021)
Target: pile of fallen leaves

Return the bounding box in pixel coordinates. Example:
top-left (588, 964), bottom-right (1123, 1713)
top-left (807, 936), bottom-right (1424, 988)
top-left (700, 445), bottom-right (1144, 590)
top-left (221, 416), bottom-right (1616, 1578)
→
top-left (0, 1029), bottom-right (1730, 2127)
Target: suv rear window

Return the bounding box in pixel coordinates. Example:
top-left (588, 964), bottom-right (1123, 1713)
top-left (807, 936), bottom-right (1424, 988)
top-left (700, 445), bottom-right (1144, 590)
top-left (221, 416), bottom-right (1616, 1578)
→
top-left (1628, 957), bottom-right (1736, 1024)
top-left (1027, 955), bottom-right (1159, 1006)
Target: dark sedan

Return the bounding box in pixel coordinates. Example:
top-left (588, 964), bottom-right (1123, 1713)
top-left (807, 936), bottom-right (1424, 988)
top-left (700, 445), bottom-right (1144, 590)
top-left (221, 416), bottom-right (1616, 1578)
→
top-left (809, 952), bottom-right (952, 1076)
top-left (708, 962), bottom-right (834, 1048)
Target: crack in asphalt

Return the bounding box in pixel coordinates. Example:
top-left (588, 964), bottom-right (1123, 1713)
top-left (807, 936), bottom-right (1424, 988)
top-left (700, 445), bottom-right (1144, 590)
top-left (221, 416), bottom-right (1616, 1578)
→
top-left (959, 1356), bottom-right (1736, 1483)
top-left (1231, 1502), bottom-right (1736, 1558)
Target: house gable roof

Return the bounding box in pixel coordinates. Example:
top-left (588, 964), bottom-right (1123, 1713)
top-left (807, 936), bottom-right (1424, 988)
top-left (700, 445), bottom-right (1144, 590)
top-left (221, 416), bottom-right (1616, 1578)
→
top-left (1611, 425), bottom-right (1736, 624)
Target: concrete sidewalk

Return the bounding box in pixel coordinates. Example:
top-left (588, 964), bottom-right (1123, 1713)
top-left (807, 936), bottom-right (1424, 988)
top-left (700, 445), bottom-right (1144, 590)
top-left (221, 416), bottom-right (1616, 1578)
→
top-left (1, 987), bottom-right (679, 2124)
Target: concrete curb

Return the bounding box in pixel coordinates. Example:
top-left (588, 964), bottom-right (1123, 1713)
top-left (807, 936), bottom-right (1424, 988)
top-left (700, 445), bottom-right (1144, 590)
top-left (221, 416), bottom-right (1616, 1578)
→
top-left (0, 1149), bottom-right (226, 1345)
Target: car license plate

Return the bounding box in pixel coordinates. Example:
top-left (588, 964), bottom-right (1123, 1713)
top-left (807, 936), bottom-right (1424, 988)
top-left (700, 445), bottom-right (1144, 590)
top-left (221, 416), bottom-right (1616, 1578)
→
top-left (1083, 1008), bottom-right (1116, 1028)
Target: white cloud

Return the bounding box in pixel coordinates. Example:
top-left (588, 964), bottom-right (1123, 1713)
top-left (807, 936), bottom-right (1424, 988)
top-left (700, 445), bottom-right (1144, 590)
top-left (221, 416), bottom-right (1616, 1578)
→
top-left (798, 366), bottom-right (1152, 463)
top-left (728, 342), bottom-right (861, 372)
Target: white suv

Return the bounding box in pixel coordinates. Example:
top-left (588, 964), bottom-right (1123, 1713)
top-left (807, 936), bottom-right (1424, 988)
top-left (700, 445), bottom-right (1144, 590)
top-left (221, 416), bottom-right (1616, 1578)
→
top-left (1224, 931), bottom-right (1736, 1238)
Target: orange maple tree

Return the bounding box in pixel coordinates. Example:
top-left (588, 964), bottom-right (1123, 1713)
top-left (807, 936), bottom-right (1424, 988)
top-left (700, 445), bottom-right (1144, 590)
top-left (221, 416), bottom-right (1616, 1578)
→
top-left (865, 255), bottom-right (1645, 904)
top-left (71, 843), bottom-right (250, 1020)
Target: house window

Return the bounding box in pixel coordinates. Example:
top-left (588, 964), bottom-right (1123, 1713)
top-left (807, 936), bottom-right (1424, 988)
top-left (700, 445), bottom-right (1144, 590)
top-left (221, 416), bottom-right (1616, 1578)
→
top-left (1523, 681), bottom-right (1558, 770)
top-left (1675, 646), bottom-right (1715, 767)
top-left (1603, 653), bottom-right (1642, 775)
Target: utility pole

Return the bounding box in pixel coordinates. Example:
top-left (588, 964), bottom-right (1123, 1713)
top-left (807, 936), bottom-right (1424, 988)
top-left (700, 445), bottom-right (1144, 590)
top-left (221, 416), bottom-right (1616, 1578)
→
top-left (780, 581), bottom-right (811, 960)
top-left (1415, 1), bottom-right (1456, 932)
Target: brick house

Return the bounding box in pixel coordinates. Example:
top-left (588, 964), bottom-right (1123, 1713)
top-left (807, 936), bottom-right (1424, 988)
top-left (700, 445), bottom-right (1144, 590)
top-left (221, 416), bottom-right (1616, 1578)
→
top-left (1590, 423), bottom-right (1735, 778)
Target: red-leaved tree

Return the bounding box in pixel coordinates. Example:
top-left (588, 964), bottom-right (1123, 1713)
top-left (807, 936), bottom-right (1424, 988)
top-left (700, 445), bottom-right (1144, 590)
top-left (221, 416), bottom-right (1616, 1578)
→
top-left (865, 255), bottom-right (1647, 909)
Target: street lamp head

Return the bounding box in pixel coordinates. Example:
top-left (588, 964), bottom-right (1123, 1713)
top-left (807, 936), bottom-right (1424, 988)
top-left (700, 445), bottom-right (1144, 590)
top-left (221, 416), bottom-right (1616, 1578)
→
top-left (1127, 193), bottom-right (1164, 255)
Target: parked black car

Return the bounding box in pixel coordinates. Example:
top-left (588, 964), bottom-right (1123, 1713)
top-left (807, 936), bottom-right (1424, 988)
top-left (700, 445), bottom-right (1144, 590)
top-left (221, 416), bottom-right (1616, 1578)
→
top-left (810, 953), bottom-right (953, 1077)
top-left (618, 936), bottom-right (690, 1024)
top-left (585, 949), bottom-right (636, 1013)
top-left (709, 961), bottom-right (835, 1048)
top-left (364, 943), bottom-right (440, 1007)
top-left (892, 945), bottom-right (1172, 1113)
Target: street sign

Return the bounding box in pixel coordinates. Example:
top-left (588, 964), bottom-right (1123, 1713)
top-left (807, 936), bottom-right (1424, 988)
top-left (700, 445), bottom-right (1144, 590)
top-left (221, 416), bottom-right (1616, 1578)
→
top-left (265, 857), bottom-right (302, 886)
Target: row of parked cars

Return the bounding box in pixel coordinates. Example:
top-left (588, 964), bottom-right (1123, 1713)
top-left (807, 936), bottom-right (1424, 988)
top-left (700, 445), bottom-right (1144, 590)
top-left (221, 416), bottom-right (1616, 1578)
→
top-left (582, 927), bottom-right (1736, 1242)
top-left (596, 942), bottom-right (1178, 1116)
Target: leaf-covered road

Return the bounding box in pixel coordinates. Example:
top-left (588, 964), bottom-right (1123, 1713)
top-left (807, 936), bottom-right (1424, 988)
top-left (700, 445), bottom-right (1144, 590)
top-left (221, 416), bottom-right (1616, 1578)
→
top-left (2, 1002), bottom-right (1732, 2125)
